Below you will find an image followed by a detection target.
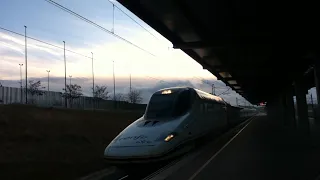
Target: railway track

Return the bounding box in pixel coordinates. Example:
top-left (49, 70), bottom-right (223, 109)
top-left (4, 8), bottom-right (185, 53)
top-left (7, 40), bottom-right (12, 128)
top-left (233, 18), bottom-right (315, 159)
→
top-left (80, 140), bottom-right (204, 180)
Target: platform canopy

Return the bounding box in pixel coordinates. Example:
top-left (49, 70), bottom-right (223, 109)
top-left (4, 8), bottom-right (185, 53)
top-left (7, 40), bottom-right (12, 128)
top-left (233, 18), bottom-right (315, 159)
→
top-left (118, 0), bottom-right (319, 104)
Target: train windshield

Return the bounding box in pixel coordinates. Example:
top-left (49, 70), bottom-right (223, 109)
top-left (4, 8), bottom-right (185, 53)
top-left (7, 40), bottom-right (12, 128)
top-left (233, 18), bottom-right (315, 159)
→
top-left (172, 90), bottom-right (191, 117)
top-left (145, 89), bottom-right (192, 119)
top-left (145, 93), bottom-right (177, 118)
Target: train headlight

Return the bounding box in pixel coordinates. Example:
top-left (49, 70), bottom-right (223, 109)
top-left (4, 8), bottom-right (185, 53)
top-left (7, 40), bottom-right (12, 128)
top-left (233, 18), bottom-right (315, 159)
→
top-left (164, 134), bottom-right (175, 142)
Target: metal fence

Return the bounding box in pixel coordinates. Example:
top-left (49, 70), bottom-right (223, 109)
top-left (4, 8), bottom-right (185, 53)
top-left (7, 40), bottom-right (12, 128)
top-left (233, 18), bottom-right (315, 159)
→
top-left (0, 86), bottom-right (146, 111)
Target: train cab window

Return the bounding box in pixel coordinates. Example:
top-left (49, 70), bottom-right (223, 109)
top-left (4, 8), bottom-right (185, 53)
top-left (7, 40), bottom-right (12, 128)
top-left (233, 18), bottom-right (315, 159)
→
top-left (173, 90), bottom-right (191, 117)
top-left (145, 93), bottom-right (177, 119)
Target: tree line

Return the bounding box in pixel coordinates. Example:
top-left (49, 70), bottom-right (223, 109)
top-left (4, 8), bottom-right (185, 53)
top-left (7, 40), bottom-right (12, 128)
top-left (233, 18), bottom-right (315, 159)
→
top-left (24, 80), bottom-right (143, 107)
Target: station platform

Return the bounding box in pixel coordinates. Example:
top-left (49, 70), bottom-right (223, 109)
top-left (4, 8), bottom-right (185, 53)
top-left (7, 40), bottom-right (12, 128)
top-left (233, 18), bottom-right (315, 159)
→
top-left (158, 116), bottom-right (320, 180)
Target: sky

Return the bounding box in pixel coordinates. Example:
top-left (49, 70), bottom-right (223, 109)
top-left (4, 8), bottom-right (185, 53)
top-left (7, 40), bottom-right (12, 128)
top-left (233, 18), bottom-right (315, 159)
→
top-left (1, 0), bottom-right (309, 106)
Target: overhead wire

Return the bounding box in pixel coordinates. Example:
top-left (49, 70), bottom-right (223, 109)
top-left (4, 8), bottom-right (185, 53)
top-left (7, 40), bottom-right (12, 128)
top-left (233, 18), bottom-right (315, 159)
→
top-left (0, 28), bottom-right (213, 94)
top-left (44, 0), bottom-right (156, 57)
top-left (107, 0), bottom-right (161, 42)
top-left (42, 0), bottom-right (218, 92)
top-left (0, 2), bottom-right (234, 96)
top-left (200, 77), bottom-right (230, 90)
top-left (0, 30), bottom-right (181, 92)
top-left (217, 87), bottom-right (231, 96)
top-left (0, 26), bottom-right (171, 84)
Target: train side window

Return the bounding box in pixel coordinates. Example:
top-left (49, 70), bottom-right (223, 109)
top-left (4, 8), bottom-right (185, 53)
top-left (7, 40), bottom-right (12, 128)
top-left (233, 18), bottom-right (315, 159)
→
top-left (200, 103), bottom-right (206, 112)
top-left (207, 102), bottom-right (215, 111)
top-left (173, 90), bottom-right (191, 117)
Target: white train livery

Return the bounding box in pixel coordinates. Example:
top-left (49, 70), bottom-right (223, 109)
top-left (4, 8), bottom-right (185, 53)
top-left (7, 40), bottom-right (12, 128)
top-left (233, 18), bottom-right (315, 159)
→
top-left (104, 87), bottom-right (254, 164)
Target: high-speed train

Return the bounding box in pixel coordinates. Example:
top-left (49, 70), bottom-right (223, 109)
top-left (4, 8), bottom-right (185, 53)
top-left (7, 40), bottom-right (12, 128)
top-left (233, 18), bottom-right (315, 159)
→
top-left (104, 87), bottom-right (256, 164)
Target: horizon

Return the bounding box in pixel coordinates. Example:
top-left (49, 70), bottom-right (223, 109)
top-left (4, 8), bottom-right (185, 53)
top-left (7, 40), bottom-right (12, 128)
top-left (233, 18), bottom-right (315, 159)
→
top-left (1, 76), bottom-right (241, 104)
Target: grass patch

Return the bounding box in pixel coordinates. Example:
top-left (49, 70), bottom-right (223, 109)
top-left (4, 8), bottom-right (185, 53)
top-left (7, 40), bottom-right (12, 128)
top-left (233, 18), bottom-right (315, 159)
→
top-left (0, 104), bottom-right (144, 180)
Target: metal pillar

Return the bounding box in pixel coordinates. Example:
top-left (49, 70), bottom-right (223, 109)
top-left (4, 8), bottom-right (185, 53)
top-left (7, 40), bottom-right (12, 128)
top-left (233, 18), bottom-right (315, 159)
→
top-left (285, 88), bottom-right (296, 128)
top-left (266, 98), bottom-right (278, 124)
top-left (266, 92), bottom-right (287, 126)
top-left (277, 93), bottom-right (286, 126)
top-left (278, 93), bottom-right (286, 126)
top-left (314, 63), bottom-right (320, 104)
top-left (314, 62), bottom-right (320, 119)
top-left (294, 80), bottom-right (310, 134)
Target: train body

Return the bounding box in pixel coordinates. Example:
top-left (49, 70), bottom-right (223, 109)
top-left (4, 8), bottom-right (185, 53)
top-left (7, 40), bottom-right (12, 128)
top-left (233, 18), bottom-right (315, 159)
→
top-left (104, 87), bottom-right (256, 164)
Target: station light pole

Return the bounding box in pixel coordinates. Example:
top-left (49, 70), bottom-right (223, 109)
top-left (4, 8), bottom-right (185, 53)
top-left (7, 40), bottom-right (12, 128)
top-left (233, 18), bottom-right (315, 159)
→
top-left (63, 41), bottom-right (67, 108)
top-left (91, 52), bottom-right (95, 109)
top-left (19, 63), bottom-right (23, 103)
top-left (113, 60), bottom-right (116, 108)
top-left (91, 52), bottom-right (94, 98)
top-left (46, 70), bottom-right (50, 105)
top-left (24, 25), bottom-right (28, 104)
top-left (46, 70), bottom-right (50, 92)
top-left (130, 73), bottom-right (132, 93)
top-left (69, 75), bottom-right (72, 85)
top-left (212, 84), bottom-right (215, 95)
top-left (129, 59), bottom-right (132, 93)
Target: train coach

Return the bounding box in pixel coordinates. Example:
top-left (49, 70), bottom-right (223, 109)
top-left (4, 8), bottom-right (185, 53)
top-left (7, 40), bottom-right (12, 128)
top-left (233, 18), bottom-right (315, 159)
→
top-left (104, 87), bottom-right (256, 164)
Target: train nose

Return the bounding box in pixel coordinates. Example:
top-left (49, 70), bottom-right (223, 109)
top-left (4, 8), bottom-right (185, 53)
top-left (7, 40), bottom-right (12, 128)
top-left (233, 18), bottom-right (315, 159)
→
top-left (104, 134), bottom-right (163, 159)
top-left (104, 144), bottom-right (159, 158)
top-left (110, 134), bottom-right (157, 147)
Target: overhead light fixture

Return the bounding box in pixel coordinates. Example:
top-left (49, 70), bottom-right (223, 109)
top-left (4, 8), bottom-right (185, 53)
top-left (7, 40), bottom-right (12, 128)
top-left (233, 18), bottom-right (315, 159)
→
top-left (161, 90), bottom-right (172, 94)
top-left (228, 80), bottom-right (237, 85)
top-left (219, 72), bottom-right (232, 78)
top-left (233, 86), bottom-right (241, 89)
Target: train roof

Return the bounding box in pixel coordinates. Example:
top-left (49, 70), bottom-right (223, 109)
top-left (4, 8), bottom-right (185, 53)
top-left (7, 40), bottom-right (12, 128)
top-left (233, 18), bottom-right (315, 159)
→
top-left (156, 86), bottom-right (189, 92)
top-left (155, 87), bottom-right (228, 104)
top-left (193, 88), bottom-right (227, 104)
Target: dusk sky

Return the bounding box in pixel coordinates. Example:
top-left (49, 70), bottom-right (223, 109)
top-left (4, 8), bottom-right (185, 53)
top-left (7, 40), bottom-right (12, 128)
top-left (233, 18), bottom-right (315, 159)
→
top-left (0, 0), bottom-right (211, 80)
top-left (3, 0), bottom-right (310, 105)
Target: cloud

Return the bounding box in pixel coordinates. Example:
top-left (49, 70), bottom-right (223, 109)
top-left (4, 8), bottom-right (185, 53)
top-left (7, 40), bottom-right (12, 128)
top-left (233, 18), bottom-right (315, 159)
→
top-left (0, 41), bottom-right (24, 55)
top-left (0, 0), bottom-right (223, 103)
top-left (0, 32), bottom-right (241, 104)
top-left (0, 32), bottom-right (242, 104)
top-left (0, 20), bottom-right (213, 81)
top-left (0, 32), bottom-right (62, 57)
top-left (0, 32), bottom-right (25, 46)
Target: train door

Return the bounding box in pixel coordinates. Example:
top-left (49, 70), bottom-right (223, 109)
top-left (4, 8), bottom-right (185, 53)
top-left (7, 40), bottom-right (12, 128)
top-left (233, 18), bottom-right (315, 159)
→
top-left (189, 99), bottom-right (209, 137)
top-left (202, 101), bottom-right (226, 133)
top-left (212, 102), bottom-right (227, 130)
top-left (222, 103), bottom-right (228, 128)
top-left (200, 100), bottom-right (215, 134)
